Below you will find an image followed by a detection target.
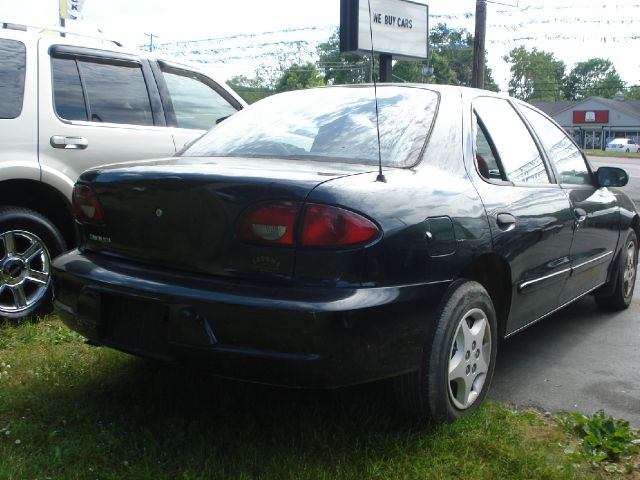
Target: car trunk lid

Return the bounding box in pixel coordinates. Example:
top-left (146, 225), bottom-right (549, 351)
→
top-left (80, 156), bottom-right (373, 283)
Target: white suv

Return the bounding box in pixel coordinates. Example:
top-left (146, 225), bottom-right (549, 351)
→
top-left (0, 23), bottom-right (246, 319)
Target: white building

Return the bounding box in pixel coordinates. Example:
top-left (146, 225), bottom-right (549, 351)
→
top-left (532, 93), bottom-right (640, 150)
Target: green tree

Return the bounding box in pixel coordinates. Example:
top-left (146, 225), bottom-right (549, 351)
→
top-left (504, 46), bottom-right (566, 101)
top-left (428, 23), bottom-right (498, 90)
top-left (391, 60), bottom-right (428, 83)
top-left (626, 85), bottom-right (640, 100)
top-left (563, 58), bottom-right (625, 100)
top-left (274, 62), bottom-right (325, 92)
top-left (317, 31), bottom-right (371, 85)
top-left (327, 23), bottom-right (498, 90)
top-left (226, 75), bottom-right (273, 104)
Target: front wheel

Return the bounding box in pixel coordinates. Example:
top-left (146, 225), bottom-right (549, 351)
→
top-left (595, 229), bottom-right (637, 310)
top-left (0, 207), bottom-right (67, 320)
top-left (394, 280), bottom-right (497, 421)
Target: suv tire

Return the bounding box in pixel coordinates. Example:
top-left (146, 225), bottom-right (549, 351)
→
top-left (0, 207), bottom-right (66, 320)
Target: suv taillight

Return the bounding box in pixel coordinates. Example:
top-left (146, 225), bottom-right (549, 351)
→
top-left (236, 202), bottom-right (379, 248)
top-left (72, 184), bottom-right (104, 225)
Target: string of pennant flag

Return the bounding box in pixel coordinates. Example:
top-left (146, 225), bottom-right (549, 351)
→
top-left (431, 2), bottom-right (640, 19)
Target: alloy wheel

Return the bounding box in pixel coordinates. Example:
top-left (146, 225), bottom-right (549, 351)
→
top-left (447, 308), bottom-right (492, 410)
top-left (0, 230), bottom-right (51, 315)
top-left (623, 240), bottom-right (637, 298)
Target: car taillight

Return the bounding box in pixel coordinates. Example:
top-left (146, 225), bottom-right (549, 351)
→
top-left (72, 184), bottom-right (105, 225)
top-left (301, 204), bottom-right (379, 247)
top-left (236, 202), bottom-right (301, 246)
top-left (236, 202), bottom-right (380, 248)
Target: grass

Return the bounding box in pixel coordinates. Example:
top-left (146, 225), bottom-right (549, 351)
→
top-left (584, 149), bottom-right (640, 159)
top-left (0, 317), bottom-right (637, 480)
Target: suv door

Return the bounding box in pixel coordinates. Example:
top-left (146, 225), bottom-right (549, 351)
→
top-left (471, 96), bottom-right (575, 334)
top-left (38, 40), bottom-right (177, 196)
top-left (518, 104), bottom-right (620, 303)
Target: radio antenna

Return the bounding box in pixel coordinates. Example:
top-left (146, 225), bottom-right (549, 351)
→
top-left (367, 0), bottom-right (387, 183)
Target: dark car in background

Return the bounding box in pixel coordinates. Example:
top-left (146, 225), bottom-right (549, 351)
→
top-left (53, 85), bottom-right (638, 420)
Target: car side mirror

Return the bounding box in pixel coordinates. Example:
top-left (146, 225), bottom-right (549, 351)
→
top-left (596, 166), bottom-right (629, 188)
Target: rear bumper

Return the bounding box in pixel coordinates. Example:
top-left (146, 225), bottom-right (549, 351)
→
top-left (53, 250), bottom-right (449, 388)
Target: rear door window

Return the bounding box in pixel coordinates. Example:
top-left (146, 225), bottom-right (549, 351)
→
top-left (161, 66), bottom-right (239, 130)
top-left (0, 39), bottom-right (26, 119)
top-left (473, 116), bottom-right (503, 181)
top-left (52, 57), bottom-right (87, 121)
top-left (80, 61), bottom-right (153, 125)
top-left (474, 97), bottom-right (551, 185)
top-left (52, 55), bottom-right (154, 126)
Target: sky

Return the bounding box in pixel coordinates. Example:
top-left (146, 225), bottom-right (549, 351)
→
top-left (3, 0), bottom-right (640, 92)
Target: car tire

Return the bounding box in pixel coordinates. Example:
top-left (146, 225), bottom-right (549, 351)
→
top-left (394, 280), bottom-right (497, 421)
top-left (595, 229), bottom-right (637, 311)
top-left (0, 207), bottom-right (67, 320)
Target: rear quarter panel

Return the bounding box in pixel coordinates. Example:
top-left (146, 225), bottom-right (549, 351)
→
top-left (302, 88), bottom-right (492, 288)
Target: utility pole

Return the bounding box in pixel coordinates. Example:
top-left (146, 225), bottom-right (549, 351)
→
top-left (471, 0), bottom-right (487, 89)
top-left (144, 33), bottom-right (159, 52)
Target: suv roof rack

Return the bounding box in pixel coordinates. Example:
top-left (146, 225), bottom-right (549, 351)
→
top-left (1, 22), bottom-right (123, 47)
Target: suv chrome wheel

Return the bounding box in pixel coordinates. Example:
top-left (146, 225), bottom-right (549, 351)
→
top-left (0, 230), bottom-right (51, 315)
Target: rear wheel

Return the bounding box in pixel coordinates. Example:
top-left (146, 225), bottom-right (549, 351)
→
top-left (394, 280), bottom-right (497, 421)
top-left (0, 208), bottom-right (66, 320)
top-left (595, 229), bottom-right (637, 310)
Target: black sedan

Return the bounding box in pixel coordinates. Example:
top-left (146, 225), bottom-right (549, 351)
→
top-left (53, 85), bottom-right (638, 421)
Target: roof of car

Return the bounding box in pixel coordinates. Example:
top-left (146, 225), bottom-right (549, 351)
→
top-left (1, 21), bottom-right (246, 106)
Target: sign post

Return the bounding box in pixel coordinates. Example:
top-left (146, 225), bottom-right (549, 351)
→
top-left (340, 0), bottom-right (428, 82)
top-left (59, 0), bottom-right (86, 26)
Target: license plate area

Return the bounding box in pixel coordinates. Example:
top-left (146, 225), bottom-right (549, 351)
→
top-left (102, 295), bottom-right (170, 358)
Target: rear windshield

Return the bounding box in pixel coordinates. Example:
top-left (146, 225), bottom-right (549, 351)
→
top-left (0, 39), bottom-right (26, 119)
top-left (182, 86), bottom-right (439, 167)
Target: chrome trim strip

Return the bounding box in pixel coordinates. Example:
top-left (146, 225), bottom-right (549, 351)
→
top-left (571, 251), bottom-right (613, 272)
top-left (517, 251), bottom-right (613, 293)
top-left (505, 281), bottom-right (606, 339)
top-left (518, 267), bottom-right (571, 292)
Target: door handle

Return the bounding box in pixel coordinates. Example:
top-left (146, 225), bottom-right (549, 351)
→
top-left (50, 135), bottom-right (89, 150)
top-left (574, 208), bottom-right (587, 223)
top-left (496, 213), bottom-right (516, 231)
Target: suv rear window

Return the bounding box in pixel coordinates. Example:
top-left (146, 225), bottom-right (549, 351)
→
top-left (0, 39), bottom-right (26, 119)
top-left (161, 66), bottom-right (238, 130)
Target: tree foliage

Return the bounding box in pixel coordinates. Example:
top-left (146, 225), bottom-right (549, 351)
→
top-left (504, 48), bottom-right (631, 101)
top-left (317, 31), bottom-right (372, 85)
top-left (626, 85), bottom-right (640, 100)
top-left (563, 58), bottom-right (625, 100)
top-left (430, 24), bottom-right (499, 91)
top-left (226, 75), bottom-right (273, 104)
top-left (315, 24), bottom-right (498, 90)
top-left (504, 46), bottom-right (566, 101)
top-left (274, 62), bottom-right (325, 93)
